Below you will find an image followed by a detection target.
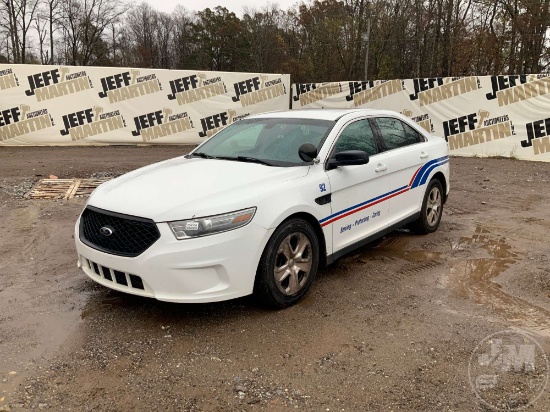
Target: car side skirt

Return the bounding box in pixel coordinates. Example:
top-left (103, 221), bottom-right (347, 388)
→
top-left (326, 212), bottom-right (420, 265)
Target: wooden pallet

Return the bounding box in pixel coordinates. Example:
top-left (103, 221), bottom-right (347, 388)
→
top-left (74, 179), bottom-right (110, 197)
top-left (26, 178), bottom-right (110, 199)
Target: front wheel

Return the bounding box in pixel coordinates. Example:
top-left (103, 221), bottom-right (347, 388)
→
top-left (408, 179), bottom-right (444, 234)
top-left (254, 218), bottom-right (320, 308)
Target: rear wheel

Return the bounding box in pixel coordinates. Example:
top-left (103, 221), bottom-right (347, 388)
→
top-left (408, 179), bottom-right (444, 234)
top-left (254, 218), bottom-right (320, 308)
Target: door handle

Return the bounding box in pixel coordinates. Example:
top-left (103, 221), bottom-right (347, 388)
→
top-left (420, 151), bottom-right (429, 159)
top-left (375, 163), bottom-right (387, 172)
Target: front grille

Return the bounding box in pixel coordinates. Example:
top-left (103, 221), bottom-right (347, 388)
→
top-left (113, 270), bottom-right (128, 286)
top-left (80, 206), bottom-right (160, 257)
top-left (84, 258), bottom-right (145, 290)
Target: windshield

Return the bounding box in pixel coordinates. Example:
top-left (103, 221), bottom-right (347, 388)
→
top-left (192, 118), bottom-right (336, 166)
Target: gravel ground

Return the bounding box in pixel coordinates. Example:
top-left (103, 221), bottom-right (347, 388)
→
top-left (0, 147), bottom-right (549, 411)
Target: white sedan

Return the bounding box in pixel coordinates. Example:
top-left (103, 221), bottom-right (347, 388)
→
top-left (75, 109), bottom-right (450, 308)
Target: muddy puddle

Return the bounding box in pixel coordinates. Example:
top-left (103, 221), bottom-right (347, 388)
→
top-left (448, 226), bottom-right (550, 336)
top-left (348, 233), bottom-right (443, 264)
top-left (345, 227), bottom-right (550, 337)
top-left (0, 202), bottom-right (93, 407)
top-left (0, 310), bottom-right (84, 399)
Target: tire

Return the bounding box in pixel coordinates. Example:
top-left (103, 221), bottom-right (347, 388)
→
top-left (254, 218), bottom-right (320, 309)
top-left (408, 179), bottom-right (444, 234)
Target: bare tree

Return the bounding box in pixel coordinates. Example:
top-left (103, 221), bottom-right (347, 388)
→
top-left (122, 2), bottom-right (159, 67)
top-left (35, 6), bottom-right (49, 63)
top-left (60, 0), bottom-right (129, 65)
top-left (171, 5), bottom-right (193, 69)
top-left (46, 0), bottom-right (62, 64)
top-left (0, 0), bottom-right (549, 80)
top-left (1, 0), bottom-right (40, 63)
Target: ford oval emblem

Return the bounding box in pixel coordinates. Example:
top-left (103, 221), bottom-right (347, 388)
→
top-left (99, 226), bottom-right (114, 237)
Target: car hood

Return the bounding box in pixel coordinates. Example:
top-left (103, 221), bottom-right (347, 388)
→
top-left (88, 156), bottom-right (310, 222)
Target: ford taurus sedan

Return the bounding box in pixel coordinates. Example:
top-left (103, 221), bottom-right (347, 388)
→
top-left (75, 109), bottom-right (450, 308)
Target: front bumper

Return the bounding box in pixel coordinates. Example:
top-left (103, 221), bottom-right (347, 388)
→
top-left (75, 217), bottom-right (272, 303)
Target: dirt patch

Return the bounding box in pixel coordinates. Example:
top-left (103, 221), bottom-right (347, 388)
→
top-left (0, 147), bottom-right (549, 411)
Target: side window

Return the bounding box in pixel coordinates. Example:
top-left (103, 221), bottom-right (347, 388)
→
top-left (402, 122), bottom-right (424, 143)
top-left (333, 120), bottom-right (377, 156)
top-left (374, 117), bottom-right (419, 150)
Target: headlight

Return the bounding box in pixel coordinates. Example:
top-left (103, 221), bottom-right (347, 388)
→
top-left (168, 207), bottom-right (256, 239)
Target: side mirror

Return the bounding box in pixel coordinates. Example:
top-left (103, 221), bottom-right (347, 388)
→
top-left (298, 143), bottom-right (318, 162)
top-left (327, 150), bottom-right (369, 170)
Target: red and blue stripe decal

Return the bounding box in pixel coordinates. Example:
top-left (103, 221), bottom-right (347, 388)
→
top-left (319, 155), bottom-right (449, 228)
top-left (410, 155), bottom-right (450, 189)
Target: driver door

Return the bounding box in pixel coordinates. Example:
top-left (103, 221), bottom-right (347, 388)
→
top-left (324, 119), bottom-right (391, 254)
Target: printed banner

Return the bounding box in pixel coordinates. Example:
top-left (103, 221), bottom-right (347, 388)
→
top-left (291, 77), bottom-right (550, 162)
top-left (0, 64), bottom-right (290, 145)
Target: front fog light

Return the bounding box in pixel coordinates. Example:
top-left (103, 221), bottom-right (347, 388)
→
top-left (168, 207), bottom-right (256, 239)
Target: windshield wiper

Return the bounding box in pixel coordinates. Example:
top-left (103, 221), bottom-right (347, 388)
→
top-left (190, 153), bottom-right (273, 166)
top-left (191, 152), bottom-right (215, 159)
top-left (236, 156), bottom-right (273, 166)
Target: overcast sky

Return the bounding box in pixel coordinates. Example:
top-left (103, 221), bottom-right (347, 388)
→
top-left (138, 0), bottom-right (303, 15)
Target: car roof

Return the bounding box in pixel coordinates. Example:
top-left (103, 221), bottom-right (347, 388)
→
top-left (249, 108), bottom-right (403, 121)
